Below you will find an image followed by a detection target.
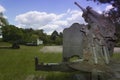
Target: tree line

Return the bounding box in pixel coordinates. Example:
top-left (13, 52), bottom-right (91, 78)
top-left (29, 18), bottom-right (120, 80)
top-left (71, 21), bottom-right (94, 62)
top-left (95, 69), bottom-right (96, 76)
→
top-left (0, 13), bottom-right (63, 45)
top-left (1, 25), bottom-right (63, 45)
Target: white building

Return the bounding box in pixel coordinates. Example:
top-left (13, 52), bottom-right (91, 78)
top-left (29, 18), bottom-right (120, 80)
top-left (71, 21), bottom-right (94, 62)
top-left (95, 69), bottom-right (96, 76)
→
top-left (36, 39), bottom-right (43, 45)
top-left (26, 39), bottom-right (43, 46)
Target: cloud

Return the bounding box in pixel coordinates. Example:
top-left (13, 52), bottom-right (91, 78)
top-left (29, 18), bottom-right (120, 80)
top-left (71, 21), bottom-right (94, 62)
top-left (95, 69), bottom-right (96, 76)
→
top-left (0, 5), bottom-right (6, 13)
top-left (105, 5), bottom-right (113, 11)
top-left (94, 7), bottom-right (102, 14)
top-left (66, 10), bottom-right (84, 24)
top-left (15, 9), bottom-right (85, 34)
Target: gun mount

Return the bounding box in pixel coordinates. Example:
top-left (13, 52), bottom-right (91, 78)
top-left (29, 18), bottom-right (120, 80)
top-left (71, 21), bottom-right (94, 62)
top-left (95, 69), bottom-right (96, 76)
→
top-left (35, 2), bottom-right (119, 80)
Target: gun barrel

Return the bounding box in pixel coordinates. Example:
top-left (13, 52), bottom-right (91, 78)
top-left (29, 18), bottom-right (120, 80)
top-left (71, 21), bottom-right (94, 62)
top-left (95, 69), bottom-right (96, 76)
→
top-left (74, 2), bottom-right (86, 12)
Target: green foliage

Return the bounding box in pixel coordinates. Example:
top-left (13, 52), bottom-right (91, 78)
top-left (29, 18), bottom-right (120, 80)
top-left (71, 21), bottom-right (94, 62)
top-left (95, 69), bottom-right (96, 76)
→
top-left (50, 30), bottom-right (59, 41)
top-left (2, 25), bottom-right (24, 44)
top-left (39, 33), bottom-right (50, 44)
top-left (2, 24), bottom-right (63, 45)
top-left (2, 25), bottom-right (24, 42)
top-left (23, 28), bottom-right (37, 43)
top-left (2, 25), bottom-right (45, 44)
top-left (50, 30), bottom-right (63, 45)
top-left (55, 37), bottom-right (63, 45)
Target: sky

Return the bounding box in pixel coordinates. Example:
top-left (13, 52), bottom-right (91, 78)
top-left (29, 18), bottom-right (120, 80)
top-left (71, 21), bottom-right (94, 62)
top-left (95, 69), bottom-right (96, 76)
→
top-left (0, 0), bottom-right (113, 34)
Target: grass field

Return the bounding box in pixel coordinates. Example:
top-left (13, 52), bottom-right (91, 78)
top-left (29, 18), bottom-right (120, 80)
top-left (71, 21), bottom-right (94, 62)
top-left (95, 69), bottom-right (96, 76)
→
top-left (0, 42), bottom-right (120, 80)
top-left (0, 42), bottom-right (68, 80)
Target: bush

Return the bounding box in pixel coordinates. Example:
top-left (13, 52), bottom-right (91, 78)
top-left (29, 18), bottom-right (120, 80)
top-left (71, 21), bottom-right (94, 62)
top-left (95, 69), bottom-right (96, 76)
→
top-left (11, 42), bottom-right (20, 49)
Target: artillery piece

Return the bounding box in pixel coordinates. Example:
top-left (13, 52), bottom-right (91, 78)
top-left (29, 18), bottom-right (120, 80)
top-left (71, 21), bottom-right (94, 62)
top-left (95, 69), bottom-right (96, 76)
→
top-left (35, 2), bottom-right (119, 80)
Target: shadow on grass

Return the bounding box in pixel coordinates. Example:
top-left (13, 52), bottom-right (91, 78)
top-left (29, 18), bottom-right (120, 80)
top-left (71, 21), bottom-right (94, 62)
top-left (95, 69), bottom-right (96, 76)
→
top-left (0, 46), bottom-right (20, 49)
top-left (0, 46), bottom-right (12, 49)
top-left (33, 72), bottom-right (91, 80)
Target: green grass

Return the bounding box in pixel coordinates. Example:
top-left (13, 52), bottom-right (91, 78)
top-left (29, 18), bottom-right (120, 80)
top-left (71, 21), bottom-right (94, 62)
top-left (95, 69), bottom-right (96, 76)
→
top-left (0, 42), bottom-right (65, 80)
top-left (112, 53), bottom-right (120, 63)
top-left (0, 42), bottom-right (120, 80)
top-left (0, 42), bottom-right (11, 46)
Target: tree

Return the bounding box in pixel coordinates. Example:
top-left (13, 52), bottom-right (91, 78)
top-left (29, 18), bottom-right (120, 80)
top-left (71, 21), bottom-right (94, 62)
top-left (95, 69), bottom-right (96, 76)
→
top-left (50, 31), bottom-right (63, 45)
top-left (50, 30), bottom-right (59, 41)
top-left (2, 25), bottom-right (24, 43)
top-left (59, 32), bottom-right (63, 38)
top-left (55, 36), bottom-right (63, 45)
top-left (33, 29), bottom-right (50, 44)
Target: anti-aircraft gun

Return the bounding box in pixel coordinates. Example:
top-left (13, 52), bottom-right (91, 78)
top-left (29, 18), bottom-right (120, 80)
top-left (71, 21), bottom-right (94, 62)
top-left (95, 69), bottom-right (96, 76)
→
top-left (35, 2), bottom-right (118, 80)
top-left (74, 2), bottom-right (116, 56)
top-left (75, 2), bottom-right (116, 64)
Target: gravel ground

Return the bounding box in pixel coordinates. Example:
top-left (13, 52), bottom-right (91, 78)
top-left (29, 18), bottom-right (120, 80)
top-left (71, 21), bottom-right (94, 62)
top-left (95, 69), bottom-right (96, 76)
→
top-left (40, 46), bottom-right (120, 53)
top-left (40, 46), bottom-right (62, 53)
top-left (114, 47), bottom-right (120, 53)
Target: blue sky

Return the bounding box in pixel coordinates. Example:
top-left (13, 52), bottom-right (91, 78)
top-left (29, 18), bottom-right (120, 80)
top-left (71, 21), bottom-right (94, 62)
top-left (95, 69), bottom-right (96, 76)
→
top-left (0, 0), bottom-right (111, 34)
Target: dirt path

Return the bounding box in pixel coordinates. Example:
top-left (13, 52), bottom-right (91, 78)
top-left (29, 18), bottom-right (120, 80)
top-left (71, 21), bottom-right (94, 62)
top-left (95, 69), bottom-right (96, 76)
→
top-left (114, 47), bottom-right (120, 53)
top-left (40, 46), bottom-right (62, 53)
top-left (40, 46), bottom-right (120, 53)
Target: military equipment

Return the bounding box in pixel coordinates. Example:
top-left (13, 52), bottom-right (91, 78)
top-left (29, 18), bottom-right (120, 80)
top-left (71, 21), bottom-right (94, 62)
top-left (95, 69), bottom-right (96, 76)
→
top-left (35, 2), bottom-right (119, 80)
top-left (74, 2), bottom-right (87, 13)
top-left (75, 2), bottom-right (116, 63)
